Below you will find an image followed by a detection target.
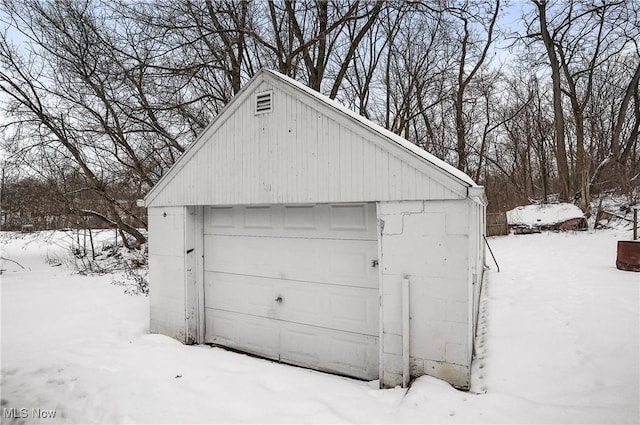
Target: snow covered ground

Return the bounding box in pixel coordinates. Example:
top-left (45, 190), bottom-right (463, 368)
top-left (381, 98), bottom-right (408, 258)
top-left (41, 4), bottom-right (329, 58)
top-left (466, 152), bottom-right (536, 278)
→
top-left (1, 228), bottom-right (638, 424)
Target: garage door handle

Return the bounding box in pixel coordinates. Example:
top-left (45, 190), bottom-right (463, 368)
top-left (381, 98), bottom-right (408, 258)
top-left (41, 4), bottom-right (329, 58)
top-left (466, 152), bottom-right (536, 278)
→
top-left (371, 260), bottom-right (379, 268)
top-left (275, 296), bottom-right (283, 303)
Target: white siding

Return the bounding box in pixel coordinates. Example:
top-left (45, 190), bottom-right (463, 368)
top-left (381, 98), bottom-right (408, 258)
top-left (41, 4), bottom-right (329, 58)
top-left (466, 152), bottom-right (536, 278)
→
top-left (146, 74), bottom-right (468, 208)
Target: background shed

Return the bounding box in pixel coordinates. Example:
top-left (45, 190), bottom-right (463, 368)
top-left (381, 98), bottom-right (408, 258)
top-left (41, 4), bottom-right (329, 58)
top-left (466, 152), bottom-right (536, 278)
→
top-left (144, 69), bottom-right (487, 389)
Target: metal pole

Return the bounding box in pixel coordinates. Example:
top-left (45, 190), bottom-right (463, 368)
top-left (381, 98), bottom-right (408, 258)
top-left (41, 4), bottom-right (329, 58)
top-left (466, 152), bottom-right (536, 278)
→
top-left (402, 277), bottom-right (410, 388)
top-left (634, 208), bottom-right (638, 241)
top-left (483, 235), bottom-right (500, 272)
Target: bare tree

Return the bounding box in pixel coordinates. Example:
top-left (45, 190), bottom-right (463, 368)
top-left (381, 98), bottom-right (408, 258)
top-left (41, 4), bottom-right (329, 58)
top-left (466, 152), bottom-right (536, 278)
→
top-left (528, 0), bottom-right (639, 208)
top-left (2, 0), bottom-right (638, 229)
top-left (1, 0), bottom-right (149, 245)
top-left (448, 0), bottom-right (500, 174)
top-left (530, 0), bottom-right (572, 202)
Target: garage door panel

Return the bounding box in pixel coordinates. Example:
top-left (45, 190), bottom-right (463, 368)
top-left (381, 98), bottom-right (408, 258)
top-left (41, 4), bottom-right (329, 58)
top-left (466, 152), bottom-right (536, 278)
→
top-left (329, 204), bottom-right (368, 230)
top-left (205, 235), bottom-right (377, 288)
top-left (279, 326), bottom-right (321, 366)
top-left (204, 235), bottom-right (276, 276)
top-left (206, 310), bottom-right (279, 360)
top-left (328, 334), bottom-right (378, 378)
top-left (208, 207), bottom-right (235, 227)
top-left (330, 292), bottom-right (377, 332)
top-left (282, 283), bottom-right (377, 335)
top-left (280, 322), bottom-right (378, 379)
top-left (283, 205), bottom-right (317, 230)
top-left (325, 289), bottom-right (378, 335)
top-left (244, 206), bottom-right (274, 228)
top-left (243, 243), bottom-right (274, 271)
top-left (206, 272), bottom-right (378, 335)
top-left (207, 311), bottom-right (378, 380)
top-left (329, 250), bottom-right (372, 282)
top-left (205, 204), bottom-right (377, 240)
top-left (281, 285), bottom-right (322, 322)
top-left (283, 244), bottom-right (322, 279)
top-left (205, 271), bottom-right (277, 318)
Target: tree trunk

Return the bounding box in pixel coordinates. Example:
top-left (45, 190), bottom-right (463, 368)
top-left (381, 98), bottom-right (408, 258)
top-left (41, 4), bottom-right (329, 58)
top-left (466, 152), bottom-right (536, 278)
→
top-left (535, 0), bottom-right (571, 201)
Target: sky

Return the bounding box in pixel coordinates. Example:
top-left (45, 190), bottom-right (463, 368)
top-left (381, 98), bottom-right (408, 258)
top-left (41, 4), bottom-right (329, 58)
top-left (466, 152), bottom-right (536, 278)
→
top-left (0, 0), bottom-right (538, 170)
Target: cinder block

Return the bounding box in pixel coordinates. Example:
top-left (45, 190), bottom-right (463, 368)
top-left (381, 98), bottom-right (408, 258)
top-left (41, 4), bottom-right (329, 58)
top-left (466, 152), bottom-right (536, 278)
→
top-left (421, 297), bottom-right (446, 321)
top-left (446, 212), bottom-right (468, 235)
top-left (414, 236), bottom-right (448, 278)
top-left (381, 233), bottom-right (427, 262)
top-left (382, 251), bottom-right (429, 276)
top-left (446, 321), bottom-right (470, 345)
top-left (422, 359), bottom-right (470, 390)
top-left (445, 300), bottom-right (468, 323)
top-left (382, 215), bottom-right (403, 235)
top-left (379, 200), bottom-right (424, 216)
top-left (381, 276), bottom-right (402, 334)
top-left (382, 252), bottom-right (428, 275)
top-left (418, 235), bottom-right (469, 280)
top-left (404, 212), bottom-right (446, 235)
top-left (410, 324), bottom-right (446, 361)
top-left (410, 356), bottom-right (424, 376)
top-left (445, 342), bottom-right (469, 366)
top-left (425, 277), bottom-right (467, 302)
top-left (423, 200), bottom-right (465, 215)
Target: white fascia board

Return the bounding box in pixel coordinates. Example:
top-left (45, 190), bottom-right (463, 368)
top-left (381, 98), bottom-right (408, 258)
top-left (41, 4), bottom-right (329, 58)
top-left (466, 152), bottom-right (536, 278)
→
top-left (467, 186), bottom-right (487, 206)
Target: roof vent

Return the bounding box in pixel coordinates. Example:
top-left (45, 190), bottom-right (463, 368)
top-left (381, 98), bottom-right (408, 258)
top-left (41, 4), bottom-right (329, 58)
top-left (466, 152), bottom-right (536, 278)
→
top-left (255, 91), bottom-right (273, 115)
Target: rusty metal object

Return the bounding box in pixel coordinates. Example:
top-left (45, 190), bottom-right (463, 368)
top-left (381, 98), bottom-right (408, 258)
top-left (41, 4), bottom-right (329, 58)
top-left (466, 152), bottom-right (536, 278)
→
top-left (617, 241), bottom-right (640, 272)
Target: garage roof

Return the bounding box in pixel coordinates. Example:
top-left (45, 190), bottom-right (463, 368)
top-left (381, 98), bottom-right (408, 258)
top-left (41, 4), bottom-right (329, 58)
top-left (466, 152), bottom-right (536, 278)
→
top-left (144, 69), bottom-right (479, 207)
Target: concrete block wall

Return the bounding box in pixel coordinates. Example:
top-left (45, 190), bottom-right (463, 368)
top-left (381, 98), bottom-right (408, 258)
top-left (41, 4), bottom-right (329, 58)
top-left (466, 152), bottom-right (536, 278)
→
top-left (378, 200), bottom-right (474, 389)
top-left (471, 202), bottom-right (486, 342)
top-left (148, 206), bottom-right (189, 343)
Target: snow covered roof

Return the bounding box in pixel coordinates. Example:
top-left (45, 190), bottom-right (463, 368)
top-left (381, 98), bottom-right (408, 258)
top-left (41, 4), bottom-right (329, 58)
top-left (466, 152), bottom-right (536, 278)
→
top-left (262, 69), bottom-right (477, 187)
top-left (507, 203), bottom-right (585, 227)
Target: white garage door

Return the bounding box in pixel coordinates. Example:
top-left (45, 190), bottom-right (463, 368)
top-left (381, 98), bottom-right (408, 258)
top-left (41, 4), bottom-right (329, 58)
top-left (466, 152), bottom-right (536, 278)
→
top-left (203, 203), bottom-right (379, 380)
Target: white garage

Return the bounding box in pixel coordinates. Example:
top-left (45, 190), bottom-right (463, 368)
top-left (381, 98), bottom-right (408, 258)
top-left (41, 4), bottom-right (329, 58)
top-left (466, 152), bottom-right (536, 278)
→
top-left (143, 69), bottom-right (487, 389)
